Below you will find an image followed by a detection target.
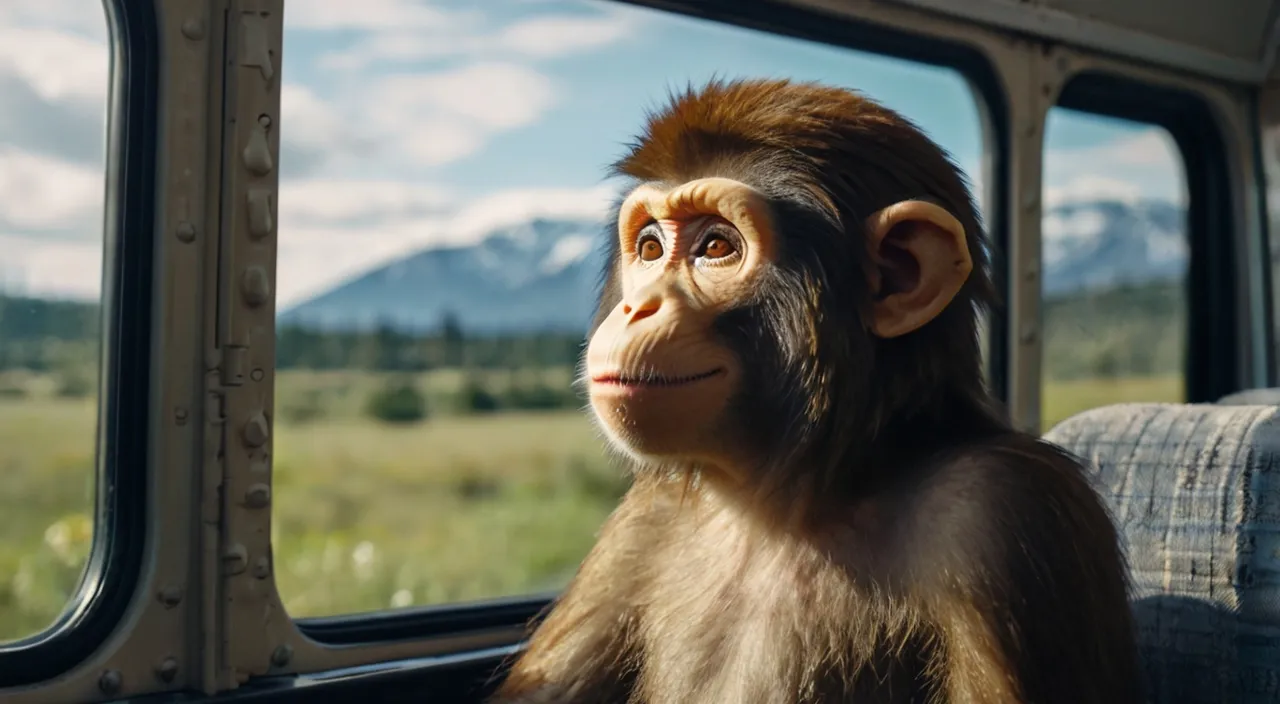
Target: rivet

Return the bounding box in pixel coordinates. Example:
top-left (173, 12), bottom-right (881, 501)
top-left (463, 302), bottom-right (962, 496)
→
top-left (99, 669), bottom-right (123, 696)
top-left (1023, 265), bottom-right (1039, 282)
top-left (249, 457), bottom-right (271, 474)
top-left (251, 368), bottom-right (265, 382)
top-left (223, 543), bottom-right (248, 575)
top-left (174, 407), bottom-right (189, 426)
top-left (1056, 54), bottom-right (1070, 73)
top-left (245, 483), bottom-right (271, 508)
top-left (242, 266), bottom-right (271, 306)
top-left (258, 114), bottom-right (272, 129)
top-left (1022, 192), bottom-right (1039, 211)
top-left (1020, 327), bottom-right (1038, 345)
top-left (271, 644), bottom-right (293, 668)
top-left (156, 657), bottom-right (179, 683)
top-left (252, 556), bottom-right (271, 579)
top-left (176, 221), bottom-right (197, 242)
top-left (158, 585), bottom-right (182, 608)
top-left (181, 18), bottom-right (206, 40)
top-left (243, 413), bottom-right (270, 447)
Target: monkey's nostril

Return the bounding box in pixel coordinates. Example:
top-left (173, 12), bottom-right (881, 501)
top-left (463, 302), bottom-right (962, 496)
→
top-left (629, 304), bottom-right (660, 323)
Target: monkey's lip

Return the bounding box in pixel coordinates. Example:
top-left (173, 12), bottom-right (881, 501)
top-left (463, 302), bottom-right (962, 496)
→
top-left (590, 368), bottom-right (725, 389)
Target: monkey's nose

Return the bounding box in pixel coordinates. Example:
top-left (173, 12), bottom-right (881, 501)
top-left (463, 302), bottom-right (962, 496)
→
top-left (622, 295), bottom-right (662, 323)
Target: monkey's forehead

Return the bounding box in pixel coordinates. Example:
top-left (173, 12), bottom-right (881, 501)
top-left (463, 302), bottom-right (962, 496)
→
top-left (619, 178), bottom-right (776, 249)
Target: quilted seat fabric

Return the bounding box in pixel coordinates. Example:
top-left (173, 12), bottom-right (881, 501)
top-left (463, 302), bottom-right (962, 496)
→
top-left (1043, 403), bottom-right (1280, 703)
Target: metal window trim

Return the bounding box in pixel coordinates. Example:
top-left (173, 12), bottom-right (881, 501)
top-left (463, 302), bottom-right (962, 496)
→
top-left (1, 0), bottom-right (223, 700)
top-left (0, 0), bottom-right (159, 688)
top-left (877, 0), bottom-right (1280, 86)
top-left (1046, 61), bottom-right (1264, 400)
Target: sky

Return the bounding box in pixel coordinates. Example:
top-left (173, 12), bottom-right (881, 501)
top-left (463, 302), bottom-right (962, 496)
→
top-left (0, 0), bottom-right (1188, 307)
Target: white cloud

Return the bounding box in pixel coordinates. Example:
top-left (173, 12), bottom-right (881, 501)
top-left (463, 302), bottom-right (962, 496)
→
top-left (279, 179), bottom-right (454, 227)
top-left (280, 84), bottom-right (347, 149)
top-left (0, 146), bottom-right (102, 232)
top-left (1044, 176), bottom-right (1143, 209)
top-left (495, 15), bottom-right (630, 58)
top-left (0, 2), bottom-right (108, 41)
top-left (445, 184), bottom-right (616, 244)
top-left (0, 27), bottom-right (109, 105)
top-left (314, 10), bottom-right (640, 71)
top-left (278, 62), bottom-right (560, 173)
top-left (373, 63), bottom-right (555, 131)
top-left (0, 233), bottom-right (101, 300)
top-left (1043, 128), bottom-right (1186, 207)
top-left (284, 0), bottom-right (481, 32)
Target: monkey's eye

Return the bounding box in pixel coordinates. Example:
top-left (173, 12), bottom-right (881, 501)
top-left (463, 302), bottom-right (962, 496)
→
top-left (637, 233), bottom-right (665, 262)
top-left (700, 236), bottom-right (734, 260)
top-left (694, 227), bottom-right (740, 267)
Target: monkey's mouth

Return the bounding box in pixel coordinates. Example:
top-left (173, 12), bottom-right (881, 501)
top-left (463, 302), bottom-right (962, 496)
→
top-left (591, 368), bottom-right (725, 389)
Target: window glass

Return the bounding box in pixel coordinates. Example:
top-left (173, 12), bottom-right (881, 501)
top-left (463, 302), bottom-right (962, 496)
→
top-left (275, 0), bottom-right (988, 617)
top-left (1040, 108), bottom-right (1188, 430)
top-left (0, 2), bottom-right (109, 641)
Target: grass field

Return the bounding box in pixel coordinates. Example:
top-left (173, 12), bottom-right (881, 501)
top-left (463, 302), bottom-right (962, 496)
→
top-left (0, 369), bottom-right (1183, 642)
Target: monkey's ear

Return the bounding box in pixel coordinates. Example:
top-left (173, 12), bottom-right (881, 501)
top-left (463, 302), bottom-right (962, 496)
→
top-left (864, 200), bottom-right (972, 338)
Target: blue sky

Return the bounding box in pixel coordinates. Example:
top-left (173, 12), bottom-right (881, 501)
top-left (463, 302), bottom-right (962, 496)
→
top-left (0, 0), bottom-right (1187, 305)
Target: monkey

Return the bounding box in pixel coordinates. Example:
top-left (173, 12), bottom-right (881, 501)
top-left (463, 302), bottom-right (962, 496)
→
top-left (488, 78), bottom-right (1139, 703)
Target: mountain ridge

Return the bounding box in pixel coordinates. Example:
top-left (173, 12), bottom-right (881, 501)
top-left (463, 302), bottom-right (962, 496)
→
top-left (279, 197), bottom-right (1187, 333)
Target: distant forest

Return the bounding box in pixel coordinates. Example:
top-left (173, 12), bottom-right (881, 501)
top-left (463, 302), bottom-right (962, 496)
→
top-left (0, 280), bottom-right (1186, 381)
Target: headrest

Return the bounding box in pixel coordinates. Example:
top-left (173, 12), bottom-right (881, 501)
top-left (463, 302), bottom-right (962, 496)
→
top-left (1044, 402), bottom-right (1280, 703)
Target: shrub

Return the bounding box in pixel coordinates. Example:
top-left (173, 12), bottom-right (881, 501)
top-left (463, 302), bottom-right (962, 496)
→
top-left (455, 377), bottom-right (501, 414)
top-left (365, 379), bottom-right (427, 423)
top-left (54, 371), bottom-right (94, 398)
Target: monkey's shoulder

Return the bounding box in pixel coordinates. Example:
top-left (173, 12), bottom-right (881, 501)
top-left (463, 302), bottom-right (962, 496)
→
top-left (895, 433), bottom-right (1121, 578)
top-left (914, 432), bottom-right (1102, 512)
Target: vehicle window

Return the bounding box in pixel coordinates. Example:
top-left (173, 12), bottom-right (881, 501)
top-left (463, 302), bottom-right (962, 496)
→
top-left (1040, 108), bottom-right (1188, 429)
top-left (0, 1), bottom-right (109, 641)
top-left (274, 0), bottom-right (988, 617)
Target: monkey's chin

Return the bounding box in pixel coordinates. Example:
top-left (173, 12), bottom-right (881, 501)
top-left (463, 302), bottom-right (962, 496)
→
top-left (587, 370), bottom-right (733, 462)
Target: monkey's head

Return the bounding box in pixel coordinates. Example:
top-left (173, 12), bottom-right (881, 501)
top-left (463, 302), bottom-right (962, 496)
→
top-left (584, 78), bottom-right (995, 485)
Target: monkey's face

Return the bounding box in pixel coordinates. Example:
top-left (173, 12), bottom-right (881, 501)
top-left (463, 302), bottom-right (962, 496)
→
top-left (586, 174), bottom-right (975, 473)
top-left (584, 178), bottom-right (777, 466)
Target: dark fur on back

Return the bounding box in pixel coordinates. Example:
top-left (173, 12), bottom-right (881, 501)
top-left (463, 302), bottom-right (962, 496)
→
top-left (595, 78), bottom-right (1003, 495)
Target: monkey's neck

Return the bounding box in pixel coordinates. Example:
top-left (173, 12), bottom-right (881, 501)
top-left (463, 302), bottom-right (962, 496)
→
top-left (746, 386), bottom-right (1008, 525)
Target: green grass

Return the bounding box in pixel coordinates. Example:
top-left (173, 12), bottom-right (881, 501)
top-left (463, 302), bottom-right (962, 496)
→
top-left (0, 370), bottom-right (1185, 642)
top-left (1041, 374), bottom-right (1184, 429)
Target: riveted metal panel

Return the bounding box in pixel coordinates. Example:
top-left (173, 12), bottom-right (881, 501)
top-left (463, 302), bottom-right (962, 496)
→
top-left (1, 0), bottom-right (221, 700)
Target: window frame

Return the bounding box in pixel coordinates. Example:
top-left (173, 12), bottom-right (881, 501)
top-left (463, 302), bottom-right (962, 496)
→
top-left (285, 0), bottom-right (1012, 648)
top-left (1052, 71), bottom-right (1253, 402)
top-left (0, 0), bottom-right (159, 687)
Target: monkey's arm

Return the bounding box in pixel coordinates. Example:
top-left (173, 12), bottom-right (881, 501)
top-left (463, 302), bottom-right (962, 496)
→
top-left (488, 496), bottom-right (648, 703)
top-left (925, 440), bottom-right (1141, 704)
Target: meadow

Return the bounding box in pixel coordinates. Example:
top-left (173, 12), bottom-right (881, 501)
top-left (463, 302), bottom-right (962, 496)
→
top-left (0, 368), bottom-right (1183, 642)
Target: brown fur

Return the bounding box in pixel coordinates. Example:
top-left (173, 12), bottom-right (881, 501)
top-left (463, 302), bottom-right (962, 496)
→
top-left (489, 79), bottom-right (1139, 704)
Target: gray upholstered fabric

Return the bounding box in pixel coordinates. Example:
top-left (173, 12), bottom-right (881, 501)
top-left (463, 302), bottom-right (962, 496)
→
top-left (1219, 387), bottom-right (1280, 406)
top-left (1044, 403), bottom-right (1280, 703)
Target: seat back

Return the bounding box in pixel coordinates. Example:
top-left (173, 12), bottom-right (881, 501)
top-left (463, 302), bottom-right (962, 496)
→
top-left (1043, 403), bottom-right (1280, 703)
top-left (1218, 387), bottom-right (1280, 406)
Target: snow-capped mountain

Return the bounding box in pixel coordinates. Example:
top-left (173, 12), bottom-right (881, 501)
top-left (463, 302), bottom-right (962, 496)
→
top-left (1041, 199), bottom-right (1185, 295)
top-left (281, 199), bottom-right (1187, 333)
top-left (279, 218), bottom-right (610, 333)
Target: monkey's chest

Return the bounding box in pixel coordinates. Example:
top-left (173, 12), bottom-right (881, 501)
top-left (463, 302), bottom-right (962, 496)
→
top-left (635, 540), bottom-right (935, 703)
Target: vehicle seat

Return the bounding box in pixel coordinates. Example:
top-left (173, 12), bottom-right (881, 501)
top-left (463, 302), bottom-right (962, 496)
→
top-left (1043, 402), bottom-right (1280, 703)
top-left (1218, 387), bottom-right (1280, 405)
